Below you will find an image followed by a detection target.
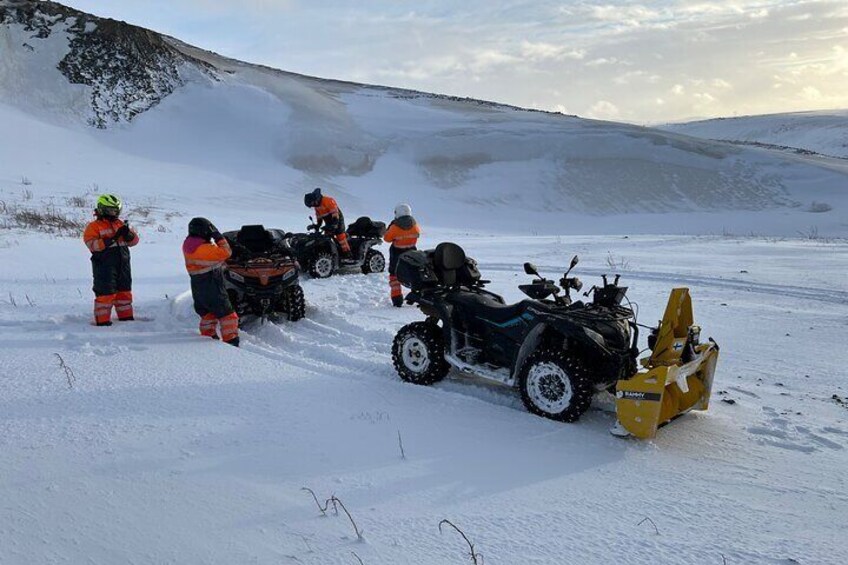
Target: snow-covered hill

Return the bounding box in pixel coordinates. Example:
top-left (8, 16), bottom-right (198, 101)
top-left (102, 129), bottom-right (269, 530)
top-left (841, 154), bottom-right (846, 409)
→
top-left (2, 0), bottom-right (847, 235)
top-left (661, 111), bottom-right (848, 160)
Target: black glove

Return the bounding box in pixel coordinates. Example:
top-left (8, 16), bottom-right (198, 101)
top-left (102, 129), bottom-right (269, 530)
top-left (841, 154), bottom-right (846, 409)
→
top-left (115, 224), bottom-right (131, 241)
top-left (205, 223), bottom-right (222, 241)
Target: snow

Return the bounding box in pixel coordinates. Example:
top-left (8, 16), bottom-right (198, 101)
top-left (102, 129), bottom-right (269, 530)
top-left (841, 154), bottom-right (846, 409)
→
top-left (1, 10), bottom-right (848, 235)
top-left (2, 4), bottom-right (848, 563)
top-left (661, 110), bottom-right (848, 159)
top-left (2, 226), bottom-right (847, 564)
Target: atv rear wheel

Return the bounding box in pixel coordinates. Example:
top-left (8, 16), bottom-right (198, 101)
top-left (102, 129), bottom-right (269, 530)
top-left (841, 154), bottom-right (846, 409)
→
top-left (392, 321), bottom-right (449, 385)
top-left (518, 349), bottom-right (593, 422)
top-left (279, 285), bottom-right (306, 322)
top-left (361, 249), bottom-right (386, 274)
top-left (309, 253), bottom-right (335, 278)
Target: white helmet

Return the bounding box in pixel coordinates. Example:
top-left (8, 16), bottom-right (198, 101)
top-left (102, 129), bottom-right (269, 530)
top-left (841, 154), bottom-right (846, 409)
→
top-left (394, 203), bottom-right (412, 219)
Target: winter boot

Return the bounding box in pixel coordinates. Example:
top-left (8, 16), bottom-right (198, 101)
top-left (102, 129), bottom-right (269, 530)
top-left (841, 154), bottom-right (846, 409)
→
top-left (96, 321), bottom-right (113, 327)
top-left (225, 336), bottom-right (240, 348)
top-left (392, 295), bottom-right (403, 308)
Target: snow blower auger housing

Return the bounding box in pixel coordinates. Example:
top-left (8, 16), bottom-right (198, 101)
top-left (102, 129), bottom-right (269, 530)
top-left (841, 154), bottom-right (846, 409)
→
top-left (612, 288), bottom-right (719, 439)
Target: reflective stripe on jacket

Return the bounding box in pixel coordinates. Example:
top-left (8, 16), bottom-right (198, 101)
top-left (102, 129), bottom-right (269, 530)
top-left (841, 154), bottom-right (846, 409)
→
top-left (384, 216), bottom-right (420, 249)
top-left (83, 218), bottom-right (139, 253)
top-left (183, 236), bottom-right (232, 275)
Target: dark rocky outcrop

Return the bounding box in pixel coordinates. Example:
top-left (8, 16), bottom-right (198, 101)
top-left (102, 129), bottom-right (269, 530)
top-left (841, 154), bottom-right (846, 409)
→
top-left (1, 0), bottom-right (216, 127)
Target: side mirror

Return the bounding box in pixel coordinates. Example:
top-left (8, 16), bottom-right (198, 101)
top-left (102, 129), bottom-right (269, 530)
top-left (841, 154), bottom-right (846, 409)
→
top-left (570, 255), bottom-right (579, 269)
top-left (524, 262), bottom-right (540, 277)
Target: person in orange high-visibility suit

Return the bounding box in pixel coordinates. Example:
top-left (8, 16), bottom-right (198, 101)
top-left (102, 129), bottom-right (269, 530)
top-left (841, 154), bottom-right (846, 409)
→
top-left (182, 217), bottom-right (239, 347)
top-left (304, 188), bottom-right (351, 256)
top-left (384, 203), bottom-right (421, 307)
top-left (82, 194), bottom-right (139, 326)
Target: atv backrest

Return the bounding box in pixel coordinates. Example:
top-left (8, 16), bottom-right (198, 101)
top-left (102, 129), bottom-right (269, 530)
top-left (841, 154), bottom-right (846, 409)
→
top-left (238, 225), bottom-right (274, 253)
top-left (434, 242), bottom-right (466, 287)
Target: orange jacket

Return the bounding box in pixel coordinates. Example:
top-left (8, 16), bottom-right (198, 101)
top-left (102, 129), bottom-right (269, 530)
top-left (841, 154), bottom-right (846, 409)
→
top-left (314, 195), bottom-right (341, 220)
top-left (83, 217), bottom-right (139, 253)
top-left (183, 236), bottom-right (232, 275)
top-left (384, 218), bottom-right (420, 249)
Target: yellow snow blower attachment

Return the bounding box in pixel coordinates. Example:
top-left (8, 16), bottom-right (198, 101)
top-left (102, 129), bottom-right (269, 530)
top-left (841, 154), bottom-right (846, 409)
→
top-left (612, 288), bottom-right (719, 439)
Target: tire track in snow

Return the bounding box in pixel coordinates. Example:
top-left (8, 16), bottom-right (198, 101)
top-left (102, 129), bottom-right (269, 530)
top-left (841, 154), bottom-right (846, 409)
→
top-left (482, 262), bottom-right (848, 305)
top-left (235, 274), bottom-right (551, 418)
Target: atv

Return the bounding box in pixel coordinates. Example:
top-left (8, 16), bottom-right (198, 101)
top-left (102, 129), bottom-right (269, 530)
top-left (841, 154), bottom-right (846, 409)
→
top-left (391, 242), bottom-right (719, 438)
top-left (222, 225), bottom-right (305, 324)
top-left (287, 216), bottom-right (386, 279)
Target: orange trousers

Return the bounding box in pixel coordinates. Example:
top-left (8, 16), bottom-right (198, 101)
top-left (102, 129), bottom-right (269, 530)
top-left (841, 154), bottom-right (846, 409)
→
top-left (200, 312), bottom-right (239, 343)
top-left (94, 290), bottom-right (133, 325)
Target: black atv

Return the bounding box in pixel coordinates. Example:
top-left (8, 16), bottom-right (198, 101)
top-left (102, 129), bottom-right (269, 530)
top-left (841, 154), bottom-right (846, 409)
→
top-left (223, 225), bottom-right (305, 324)
top-left (391, 242), bottom-right (638, 422)
top-left (287, 216), bottom-right (386, 279)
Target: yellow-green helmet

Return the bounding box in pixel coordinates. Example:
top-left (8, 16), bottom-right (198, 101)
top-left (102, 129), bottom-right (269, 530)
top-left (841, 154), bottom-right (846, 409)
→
top-left (96, 194), bottom-right (122, 217)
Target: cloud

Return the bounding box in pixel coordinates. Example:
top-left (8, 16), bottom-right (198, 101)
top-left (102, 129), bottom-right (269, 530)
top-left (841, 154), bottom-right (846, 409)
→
top-left (802, 86), bottom-right (823, 100)
top-left (585, 57), bottom-right (624, 67)
top-left (587, 100), bottom-right (620, 119)
top-left (520, 41), bottom-right (585, 62)
top-left (614, 70), bottom-right (661, 85)
top-left (185, 0), bottom-right (295, 14)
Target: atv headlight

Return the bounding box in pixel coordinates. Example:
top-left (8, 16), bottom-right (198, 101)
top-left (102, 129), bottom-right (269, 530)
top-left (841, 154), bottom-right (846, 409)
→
top-left (583, 327), bottom-right (606, 347)
top-left (228, 271), bottom-right (245, 283)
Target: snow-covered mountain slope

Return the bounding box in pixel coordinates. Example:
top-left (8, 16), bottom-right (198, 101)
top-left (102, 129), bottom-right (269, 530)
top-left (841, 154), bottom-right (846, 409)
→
top-left (661, 111), bottom-right (848, 160)
top-left (2, 1), bottom-right (847, 235)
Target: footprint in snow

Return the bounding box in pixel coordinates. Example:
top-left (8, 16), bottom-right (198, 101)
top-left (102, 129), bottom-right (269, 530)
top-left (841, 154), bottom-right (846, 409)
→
top-left (747, 407), bottom-right (847, 453)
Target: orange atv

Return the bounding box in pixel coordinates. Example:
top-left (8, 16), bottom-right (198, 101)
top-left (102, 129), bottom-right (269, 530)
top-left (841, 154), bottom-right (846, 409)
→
top-left (223, 225), bottom-right (305, 324)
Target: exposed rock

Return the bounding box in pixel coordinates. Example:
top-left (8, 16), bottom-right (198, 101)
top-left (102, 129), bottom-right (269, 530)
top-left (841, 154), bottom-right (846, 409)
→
top-left (1, 0), bottom-right (217, 127)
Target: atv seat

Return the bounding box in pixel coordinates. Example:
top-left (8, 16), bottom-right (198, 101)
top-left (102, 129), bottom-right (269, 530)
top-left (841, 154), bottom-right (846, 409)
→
top-left (448, 292), bottom-right (529, 325)
top-left (237, 225), bottom-right (274, 253)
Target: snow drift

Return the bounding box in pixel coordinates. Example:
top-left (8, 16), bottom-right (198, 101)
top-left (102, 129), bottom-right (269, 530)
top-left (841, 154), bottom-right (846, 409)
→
top-left (661, 110), bottom-right (848, 160)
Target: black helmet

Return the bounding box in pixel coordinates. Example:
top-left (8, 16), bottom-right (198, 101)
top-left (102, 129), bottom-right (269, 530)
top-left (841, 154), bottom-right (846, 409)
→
top-left (304, 188), bottom-right (322, 208)
top-left (188, 217), bottom-right (213, 238)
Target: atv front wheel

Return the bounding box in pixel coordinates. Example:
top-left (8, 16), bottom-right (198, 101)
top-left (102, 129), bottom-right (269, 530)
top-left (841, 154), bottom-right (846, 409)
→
top-left (309, 253), bottom-right (335, 278)
top-left (392, 322), bottom-right (449, 385)
top-left (279, 285), bottom-right (306, 322)
top-left (362, 249), bottom-right (386, 274)
top-left (518, 349), bottom-right (593, 422)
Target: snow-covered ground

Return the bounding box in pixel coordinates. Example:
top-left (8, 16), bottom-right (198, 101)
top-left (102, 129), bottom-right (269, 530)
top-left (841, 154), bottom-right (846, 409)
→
top-left (3, 3), bottom-right (848, 563)
top-left (662, 110), bottom-right (848, 160)
top-left (2, 209), bottom-right (848, 563)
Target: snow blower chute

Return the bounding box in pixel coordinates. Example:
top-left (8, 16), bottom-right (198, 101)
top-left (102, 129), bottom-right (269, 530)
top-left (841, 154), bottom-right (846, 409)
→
top-left (613, 288), bottom-right (719, 439)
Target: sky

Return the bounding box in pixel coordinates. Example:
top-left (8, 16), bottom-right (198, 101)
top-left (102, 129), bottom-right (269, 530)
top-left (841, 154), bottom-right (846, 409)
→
top-left (61, 0), bottom-right (848, 123)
